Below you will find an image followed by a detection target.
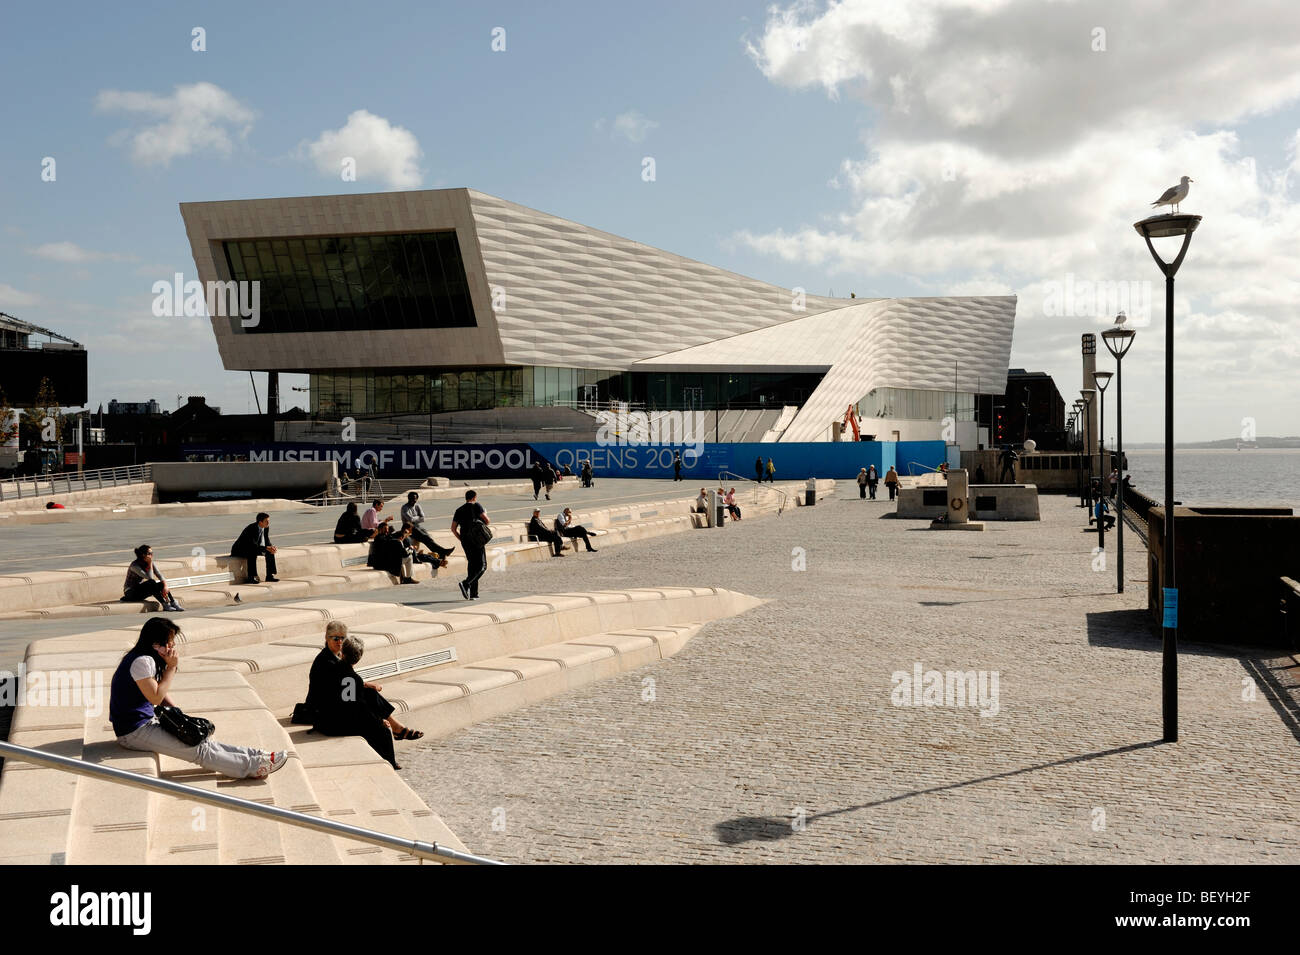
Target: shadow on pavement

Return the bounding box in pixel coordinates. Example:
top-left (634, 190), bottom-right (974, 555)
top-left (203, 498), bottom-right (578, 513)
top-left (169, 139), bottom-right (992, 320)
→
top-left (713, 739), bottom-right (1166, 845)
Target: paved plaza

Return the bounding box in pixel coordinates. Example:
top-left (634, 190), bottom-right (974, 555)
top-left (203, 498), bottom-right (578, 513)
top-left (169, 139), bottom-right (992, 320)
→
top-left (400, 491), bottom-right (1300, 864)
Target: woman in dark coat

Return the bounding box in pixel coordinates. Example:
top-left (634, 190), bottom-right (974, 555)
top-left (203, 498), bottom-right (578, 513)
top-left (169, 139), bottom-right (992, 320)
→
top-left (305, 624), bottom-right (422, 770)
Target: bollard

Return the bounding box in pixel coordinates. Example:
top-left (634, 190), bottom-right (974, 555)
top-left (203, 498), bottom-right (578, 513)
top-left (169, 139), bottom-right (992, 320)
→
top-left (708, 489), bottom-right (725, 528)
top-left (805, 478), bottom-right (816, 507)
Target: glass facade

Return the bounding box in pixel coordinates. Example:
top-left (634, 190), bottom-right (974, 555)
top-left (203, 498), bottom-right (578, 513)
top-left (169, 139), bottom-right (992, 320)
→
top-left (221, 232), bottom-right (476, 334)
top-left (310, 367), bottom-right (628, 416)
top-left (308, 367), bottom-right (826, 415)
top-left (860, 387), bottom-right (975, 421)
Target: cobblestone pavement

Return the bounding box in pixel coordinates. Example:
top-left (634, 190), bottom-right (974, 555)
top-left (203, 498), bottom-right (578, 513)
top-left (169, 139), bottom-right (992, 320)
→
top-left (401, 492), bottom-right (1300, 864)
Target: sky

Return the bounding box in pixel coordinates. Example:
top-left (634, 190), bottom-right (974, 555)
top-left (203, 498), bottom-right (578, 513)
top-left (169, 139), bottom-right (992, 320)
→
top-left (2, 0), bottom-right (1298, 443)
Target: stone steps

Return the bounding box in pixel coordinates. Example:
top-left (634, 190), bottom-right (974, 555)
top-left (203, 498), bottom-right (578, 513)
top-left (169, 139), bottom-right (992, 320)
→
top-left (0, 482), bottom-right (813, 621)
top-left (381, 624), bottom-right (702, 740)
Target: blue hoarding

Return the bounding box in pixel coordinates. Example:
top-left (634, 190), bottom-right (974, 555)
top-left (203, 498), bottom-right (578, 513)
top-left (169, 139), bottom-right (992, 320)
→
top-left (182, 440), bottom-right (949, 481)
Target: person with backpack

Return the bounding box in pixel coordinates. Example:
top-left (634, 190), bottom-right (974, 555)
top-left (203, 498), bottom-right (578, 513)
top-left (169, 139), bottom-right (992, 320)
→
top-left (451, 489), bottom-right (491, 600)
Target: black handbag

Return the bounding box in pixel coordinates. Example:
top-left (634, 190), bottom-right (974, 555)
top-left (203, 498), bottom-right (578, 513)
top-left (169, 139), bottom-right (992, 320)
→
top-left (155, 704), bottom-right (215, 747)
top-left (467, 518), bottom-right (493, 547)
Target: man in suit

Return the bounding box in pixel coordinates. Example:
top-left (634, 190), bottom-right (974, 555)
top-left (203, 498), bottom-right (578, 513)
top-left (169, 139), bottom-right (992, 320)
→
top-left (231, 512), bottom-right (278, 584)
top-left (527, 508), bottom-right (565, 557)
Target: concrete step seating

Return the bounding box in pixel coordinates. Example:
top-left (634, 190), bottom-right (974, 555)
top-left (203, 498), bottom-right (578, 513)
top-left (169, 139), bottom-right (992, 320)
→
top-left (0, 586), bottom-right (762, 865)
top-left (0, 482), bottom-right (817, 620)
top-left (0, 497), bottom-right (300, 527)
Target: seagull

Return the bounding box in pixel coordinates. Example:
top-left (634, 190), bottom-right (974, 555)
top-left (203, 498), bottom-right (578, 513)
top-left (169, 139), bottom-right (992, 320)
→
top-left (1151, 176), bottom-right (1193, 214)
top-left (1113, 311), bottom-right (1127, 325)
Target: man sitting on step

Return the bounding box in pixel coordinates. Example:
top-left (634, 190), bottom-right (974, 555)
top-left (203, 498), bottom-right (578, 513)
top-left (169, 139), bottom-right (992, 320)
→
top-left (527, 508), bottom-right (566, 557)
top-left (230, 512), bottom-right (278, 584)
top-left (555, 507), bottom-right (597, 553)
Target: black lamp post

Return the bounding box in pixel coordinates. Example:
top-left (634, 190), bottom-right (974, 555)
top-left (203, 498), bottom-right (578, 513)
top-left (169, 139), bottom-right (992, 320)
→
top-left (1101, 322), bottom-right (1135, 594)
top-left (1092, 372), bottom-right (1112, 551)
top-left (1093, 370), bottom-right (1112, 478)
top-left (1135, 210), bottom-right (1201, 744)
top-left (1080, 388), bottom-right (1096, 514)
top-left (1072, 400), bottom-right (1086, 505)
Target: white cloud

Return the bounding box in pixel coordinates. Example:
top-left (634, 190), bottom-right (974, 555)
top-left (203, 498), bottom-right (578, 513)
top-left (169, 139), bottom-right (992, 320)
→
top-left (30, 241), bottom-right (134, 263)
top-left (740, 0), bottom-right (1300, 440)
top-left (612, 109), bottom-right (659, 143)
top-left (300, 110), bottom-right (423, 188)
top-left (95, 82), bottom-right (256, 166)
top-left (0, 283), bottom-right (41, 307)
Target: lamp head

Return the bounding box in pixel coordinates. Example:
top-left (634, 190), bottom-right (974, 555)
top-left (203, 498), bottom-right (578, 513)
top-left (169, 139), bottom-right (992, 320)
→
top-left (1101, 326), bottom-right (1136, 358)
top-left (1093, 371), bottom-right (1113, 392)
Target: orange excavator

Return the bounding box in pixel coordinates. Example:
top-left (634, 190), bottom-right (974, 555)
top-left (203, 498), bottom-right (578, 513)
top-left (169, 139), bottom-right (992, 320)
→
top-left (842, 404), bottom-right (861, 441)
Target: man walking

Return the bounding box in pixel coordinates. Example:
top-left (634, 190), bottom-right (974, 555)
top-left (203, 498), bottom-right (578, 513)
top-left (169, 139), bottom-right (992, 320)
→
top-left (867, 464), bottom-right (879, 499)
top-left (231, 512), bottom-right (278, 584)
top-left (530, 461), bottom-right (544, 501)
top-left (451, 490), bottom-right (490, 600)
top-left (755, 457), bottom-right (764, 483)
top-left (766, 457), bottom-right (776, 483)
top-left (673, 451), bottom-right (683, 481)
top-left (857, 467), bottom-right (868, 499)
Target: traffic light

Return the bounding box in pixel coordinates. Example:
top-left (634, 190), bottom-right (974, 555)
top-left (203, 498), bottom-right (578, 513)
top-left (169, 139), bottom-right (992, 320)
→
top-left (996, 413), bottom-right (1003, 440)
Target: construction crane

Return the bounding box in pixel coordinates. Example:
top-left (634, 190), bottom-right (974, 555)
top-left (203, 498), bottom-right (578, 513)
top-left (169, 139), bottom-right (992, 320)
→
top-left (842, 404), bottom-right (861, 442)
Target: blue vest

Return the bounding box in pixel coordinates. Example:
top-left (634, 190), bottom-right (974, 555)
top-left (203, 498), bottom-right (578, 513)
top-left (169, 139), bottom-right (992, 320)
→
top-left (109, 651), bottom-right (157, 737)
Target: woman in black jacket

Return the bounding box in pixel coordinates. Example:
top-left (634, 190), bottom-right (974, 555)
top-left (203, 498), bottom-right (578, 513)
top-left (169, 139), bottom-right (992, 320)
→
top-left (305, 623), bottom-right (422, 770)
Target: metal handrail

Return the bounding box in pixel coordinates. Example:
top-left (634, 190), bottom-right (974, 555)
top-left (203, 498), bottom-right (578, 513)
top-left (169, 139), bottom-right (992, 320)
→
top-left (0, 739), bottom-right (502, 865)
top-left (717, 470), bottom-right (789, 516)
top-left (0, 463), bottom-right (153, 503)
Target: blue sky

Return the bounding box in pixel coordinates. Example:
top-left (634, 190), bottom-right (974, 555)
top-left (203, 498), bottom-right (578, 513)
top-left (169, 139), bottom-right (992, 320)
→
top-left (3, 0), bottom-right (1299, 441)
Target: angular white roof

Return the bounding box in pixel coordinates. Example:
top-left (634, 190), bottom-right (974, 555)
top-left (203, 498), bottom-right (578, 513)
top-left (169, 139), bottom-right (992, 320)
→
top-left (634, 296), bottom-right (1017, 441)
top-left (468, 190), bottom-right (847, 368)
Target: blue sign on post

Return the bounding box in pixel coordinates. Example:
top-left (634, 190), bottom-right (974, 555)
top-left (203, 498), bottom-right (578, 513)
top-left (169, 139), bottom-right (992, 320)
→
top-left (1162, 587), bottom-right (1178, 628)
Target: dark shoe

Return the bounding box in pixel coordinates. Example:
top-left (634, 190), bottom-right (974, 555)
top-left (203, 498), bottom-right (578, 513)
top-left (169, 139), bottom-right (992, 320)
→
top-left (245, 577), bottom-right (261, 585)
top-left (586, 546), bottom-right (598, 553)
top-left (265, 575), bottom-right (280, 583)
top-left (458, 581), bottom-right (469, 599)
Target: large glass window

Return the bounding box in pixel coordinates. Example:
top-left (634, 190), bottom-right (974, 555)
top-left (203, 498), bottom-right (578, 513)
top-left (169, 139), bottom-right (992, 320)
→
top-left (221, 231), bottom-right (477, 334)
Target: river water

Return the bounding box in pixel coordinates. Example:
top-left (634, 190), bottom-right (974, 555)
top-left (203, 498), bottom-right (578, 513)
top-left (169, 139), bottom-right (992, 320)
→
top-left (1123, 448), bottom-right (1300, 509)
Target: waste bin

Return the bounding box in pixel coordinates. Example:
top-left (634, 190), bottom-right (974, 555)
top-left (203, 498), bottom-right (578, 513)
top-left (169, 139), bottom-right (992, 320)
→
top-left (708, 489), bottom-right (725, 527)
top-left (805, 478), bottom-right (816, 506)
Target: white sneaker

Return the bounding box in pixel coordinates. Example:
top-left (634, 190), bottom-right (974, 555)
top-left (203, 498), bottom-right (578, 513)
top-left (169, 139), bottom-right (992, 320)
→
top-left (256, 750), bottom-right (289, 779)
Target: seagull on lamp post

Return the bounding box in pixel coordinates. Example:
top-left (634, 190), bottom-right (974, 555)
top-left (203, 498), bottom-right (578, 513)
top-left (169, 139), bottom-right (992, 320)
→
top-left (1151, 176), bottom-right (1193, 214)
top-left (1113, 310), bottom-right (1127, 325)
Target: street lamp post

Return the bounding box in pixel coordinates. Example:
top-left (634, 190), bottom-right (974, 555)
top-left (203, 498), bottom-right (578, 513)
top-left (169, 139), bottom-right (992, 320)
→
top-left (1092, 373), bottom-right (1112, 551)
top-left (1093, 370), bottom-right (1112, 481)
top-left (1080, 389), bottom-right (1096, 515)
top-left (1071, 401), bottom-right (1085, 505)
top-left (1134, 211), bottom-right (1201, 744)
top-left (1102, 322), bottom-right (1136, 594)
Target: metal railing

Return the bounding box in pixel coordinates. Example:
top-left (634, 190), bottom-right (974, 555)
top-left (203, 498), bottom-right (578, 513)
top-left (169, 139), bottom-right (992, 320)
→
top-left (0, 739), bottom-right (502, 865)
top-left (0, 463), bottom-right (153, 503)
top-left (717, 470), bottom-right (789, 516)
top-left (302, 476), bottom-right (388, 507)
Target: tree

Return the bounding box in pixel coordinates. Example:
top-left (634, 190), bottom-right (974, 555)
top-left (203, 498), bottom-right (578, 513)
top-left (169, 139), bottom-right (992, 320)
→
top-left (19, 377), bottom-right (63, 448)
top-left (0, 387), bottom-right (17, 446)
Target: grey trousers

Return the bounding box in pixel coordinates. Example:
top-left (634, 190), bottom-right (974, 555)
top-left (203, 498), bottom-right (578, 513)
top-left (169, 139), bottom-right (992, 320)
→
top-left (118, 718), bottom-right (266, 779)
